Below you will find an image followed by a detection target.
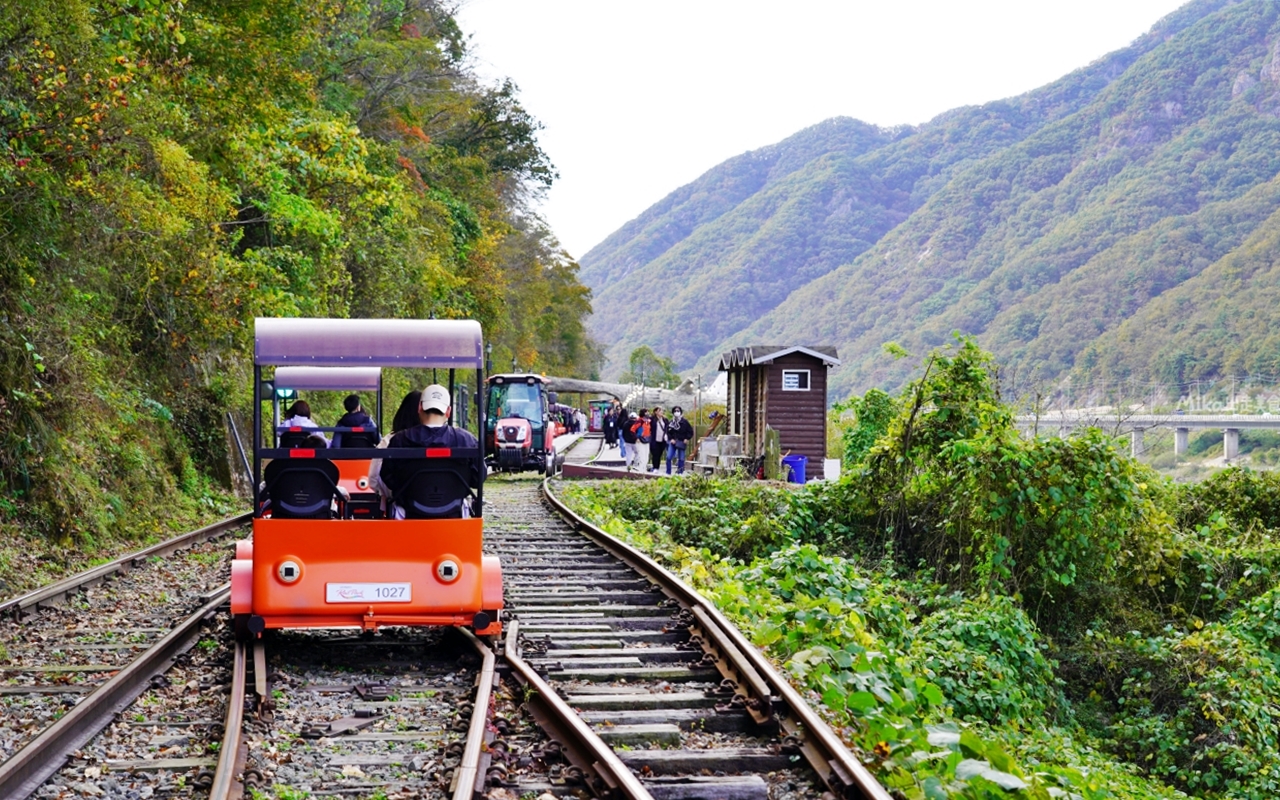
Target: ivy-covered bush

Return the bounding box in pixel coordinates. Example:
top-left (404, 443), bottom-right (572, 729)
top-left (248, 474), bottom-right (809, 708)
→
top-left (1174, 467), bottom-right (1280, 532)
top-left (908, 595), bottom-right (1062, 725)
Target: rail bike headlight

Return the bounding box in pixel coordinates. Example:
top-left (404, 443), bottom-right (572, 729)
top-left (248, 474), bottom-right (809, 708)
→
top-left (436, 558), bottom-right (461, 583)
top-left (277, 559), bottom-right (303, 584)
top-left (357, 477), bottom-right (370, 490)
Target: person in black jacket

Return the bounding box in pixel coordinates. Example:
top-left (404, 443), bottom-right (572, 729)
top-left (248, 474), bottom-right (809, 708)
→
top-left (648, 407), bottom-right (668, 473)
top-left (333, 394), bottom-right (376, 447)
top-left (665, 405), bottom-right (694, 475)
top-left (603, 406), bottom-right (618, 448)
top-left (378, 384), bottom-right (478, 517)
top-left (620, 411), bottom-right (640, 470)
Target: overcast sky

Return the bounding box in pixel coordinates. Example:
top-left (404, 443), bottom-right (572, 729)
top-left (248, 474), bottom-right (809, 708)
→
top-left (456, 0), bottom-right (1190, 260)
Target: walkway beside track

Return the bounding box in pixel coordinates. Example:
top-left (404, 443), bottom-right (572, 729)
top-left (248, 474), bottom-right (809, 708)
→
top-left (558, 432), bottom-right (665, 480)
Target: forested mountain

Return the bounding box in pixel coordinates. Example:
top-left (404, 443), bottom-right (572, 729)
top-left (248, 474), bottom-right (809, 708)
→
top-left (0, 1), bottom-right (591, 543)
top-left (581, 0), bottom-right (1280, 400)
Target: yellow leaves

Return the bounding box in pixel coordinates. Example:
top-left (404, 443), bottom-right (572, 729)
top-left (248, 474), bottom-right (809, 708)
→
top-left (150, 138), bottom-right (234, 223)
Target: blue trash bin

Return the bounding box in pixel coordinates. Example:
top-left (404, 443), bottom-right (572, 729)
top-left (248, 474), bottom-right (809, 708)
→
top-left (781, 454), bottom-right (808, 484)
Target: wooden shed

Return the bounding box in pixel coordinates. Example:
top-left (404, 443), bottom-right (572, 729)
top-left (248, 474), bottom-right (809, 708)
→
top-left (718, 345), bottom-right (840, 481)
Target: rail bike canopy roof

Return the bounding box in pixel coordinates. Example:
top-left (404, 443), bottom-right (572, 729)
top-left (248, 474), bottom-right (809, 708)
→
top-left (272, 366), bottom-right (382, 391)
top-left (255, 318), bottom-right (483, 368)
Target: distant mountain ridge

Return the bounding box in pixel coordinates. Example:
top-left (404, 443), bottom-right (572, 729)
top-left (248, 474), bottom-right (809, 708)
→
top-left (580, 0), bottom-right (1278, 400)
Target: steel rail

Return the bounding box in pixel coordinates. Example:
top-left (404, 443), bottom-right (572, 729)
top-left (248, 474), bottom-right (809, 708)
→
top-left (209, 639), bottom-right (248, 800)
top-left (0, 512), bottom-right (250, 618)
top-left (451, 629), bottom-right (497, 800)
top-left (503, 620), bottom-right (654, 800)
top-left (542, 479), bottom-right (893, 800)
top-left (0, 588), bottom-right (230, 800)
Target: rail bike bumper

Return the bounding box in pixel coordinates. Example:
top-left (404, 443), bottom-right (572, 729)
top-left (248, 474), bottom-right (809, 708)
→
top-left (230, 518), bottom-right (502, 636)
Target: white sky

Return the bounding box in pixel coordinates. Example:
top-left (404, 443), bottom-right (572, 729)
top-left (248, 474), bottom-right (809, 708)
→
top-left (456, 0), bottom-right (1190, 259)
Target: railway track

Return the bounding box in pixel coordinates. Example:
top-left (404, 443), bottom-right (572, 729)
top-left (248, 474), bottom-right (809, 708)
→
top-left (0, 517), bottom-right (247, 799)
top-left (482, 474), bottom-right (891, 800)
top-left (2, 444), bottom-right (888, 800)
top-left (221, 626), bottom-right (495, 799)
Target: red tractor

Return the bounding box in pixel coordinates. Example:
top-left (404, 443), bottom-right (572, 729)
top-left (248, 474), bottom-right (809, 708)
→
top-left (485, 374), bottom-right (560, 476)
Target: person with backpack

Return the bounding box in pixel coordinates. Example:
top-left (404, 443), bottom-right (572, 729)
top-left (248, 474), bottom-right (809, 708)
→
top-left (631, 409), bottom-right (652, 473)
top-left (621, 411), bottom-right (640, 470)
top-left (665, 405), bottom-right (694, 475)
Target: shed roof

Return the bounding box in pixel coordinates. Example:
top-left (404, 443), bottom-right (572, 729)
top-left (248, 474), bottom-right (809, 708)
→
top-left (255, 318), bottom-right (483, 368)
top-left (718, 345), bottom-right (840, 371)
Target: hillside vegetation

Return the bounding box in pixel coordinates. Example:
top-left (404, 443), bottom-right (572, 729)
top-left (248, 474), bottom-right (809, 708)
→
top-left (580, 0), bottom-right (1280, 399)
top-left (0, 1), bottom-right (592, 568)
top-left (558, 337), bottom-right (1280, 799)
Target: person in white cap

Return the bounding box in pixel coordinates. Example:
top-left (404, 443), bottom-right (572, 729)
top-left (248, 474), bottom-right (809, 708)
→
top-left (377, 384), bottom-right (478, 514)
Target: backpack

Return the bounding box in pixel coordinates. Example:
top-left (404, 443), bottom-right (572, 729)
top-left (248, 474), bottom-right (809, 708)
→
top-left (634, 419), bottom-right (650, 443)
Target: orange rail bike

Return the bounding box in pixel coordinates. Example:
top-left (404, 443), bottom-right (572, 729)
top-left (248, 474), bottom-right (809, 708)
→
top-left (231, 318), bottom-right (502, 637)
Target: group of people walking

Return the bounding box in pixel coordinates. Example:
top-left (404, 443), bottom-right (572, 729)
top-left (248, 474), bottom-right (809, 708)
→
top-left (601, 399), bottom-right (694, 474)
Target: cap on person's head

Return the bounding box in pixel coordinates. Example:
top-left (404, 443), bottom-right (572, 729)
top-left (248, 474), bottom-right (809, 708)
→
top-left (343, 394), bottom-right (360, 413)
top-left (630, 412), bottom-right (638, 419)
top-left (421, 384), bottom-right (451, 414)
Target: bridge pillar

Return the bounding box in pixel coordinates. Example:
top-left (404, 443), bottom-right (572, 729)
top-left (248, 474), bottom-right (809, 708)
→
top-left (1130, 428), bottom-right (1146, 459)
top-left (1224, 428), bottom-right (1240, 461)
top-left (1174, 427), bottom-right (1189, 456)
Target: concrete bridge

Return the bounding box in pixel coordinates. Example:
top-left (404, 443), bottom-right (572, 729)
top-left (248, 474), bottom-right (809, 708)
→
top-left (543, 376), bottom-right (726, 411)
top-left (1016, 413), bottom-right (1280, 459)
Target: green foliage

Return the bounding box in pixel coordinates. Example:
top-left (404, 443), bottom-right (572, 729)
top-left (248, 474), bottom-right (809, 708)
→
top-left (907, 595), bottom-right (1062, 725)
top-left (863, 337), bottom-right (1157, 613)
top-left (619, 345), bottom-right (680, 388)
top-left (0, 1), bottom-right (597, 545)
top-left (835, 388), bottom-right (895, 466)
top-left (561, 475), bottom-right (793, 561)
top-left (553, 497), bottom-right (1183, 799)
top-left (1175, 467), bottom-right (1280, 531)
top-left (1085, 623), bottom-right (1280, 798)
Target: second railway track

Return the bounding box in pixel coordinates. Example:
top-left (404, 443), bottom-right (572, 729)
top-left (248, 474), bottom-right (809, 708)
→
top-left (482, 473), bottom-right (890, 800)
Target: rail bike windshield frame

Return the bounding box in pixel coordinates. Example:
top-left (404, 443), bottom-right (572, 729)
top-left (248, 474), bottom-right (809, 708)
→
top-left (271, 366), bottom-right (384, 445)
top-left (252, 318), bottom-right (486, 517)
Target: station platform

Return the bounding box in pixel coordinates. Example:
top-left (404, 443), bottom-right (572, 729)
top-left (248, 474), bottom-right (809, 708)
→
top-left (556, 433), bottom-right (664, 480)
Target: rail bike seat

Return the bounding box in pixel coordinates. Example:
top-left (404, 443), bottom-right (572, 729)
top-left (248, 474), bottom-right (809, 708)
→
top-left (278, 429), bottom-right (317, 449)
top-left (261, 458), bottom-right (346, 519)
top-left (335, 428), bottom-right (378, 449)
top-left (393, 459), bottom-right (481, 519)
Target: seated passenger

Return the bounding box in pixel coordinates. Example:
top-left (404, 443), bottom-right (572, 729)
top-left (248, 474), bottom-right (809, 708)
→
top-left (333, 393), bottom-right (376, 447)
top-left (377, 384), bottom-right (479, 519)
top-left (280, 399), bottom-right (329, 447)
top-left (368, 390), bottom-right (421, 504)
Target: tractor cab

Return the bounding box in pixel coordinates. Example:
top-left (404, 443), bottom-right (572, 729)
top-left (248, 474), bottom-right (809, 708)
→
top-left (485, 374), bottom-right (557, 476)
